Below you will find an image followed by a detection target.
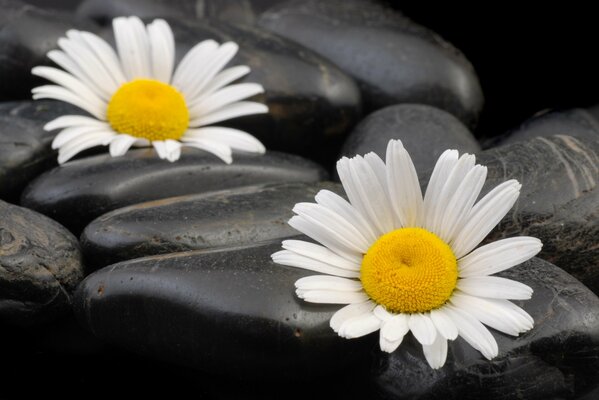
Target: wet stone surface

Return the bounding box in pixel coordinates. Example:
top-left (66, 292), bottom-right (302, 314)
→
top-left (74, 241), bottom-right (376, 379)
top-left (471, 135), bottom-right (599, 294)
top-left (0, 200), bottom-right (83, 326)
top-left (0, 0), bottom-right (97, 100)
top-left (258, 0), bottom-right (483, 128)
top-left (0, 100), bottom-right (82, 202)
top-left (21, 149), bottom-right (327, 235)
top-left (340, 104), bottom-right (480, 174)
top-left (81, 181), bottom-right (342, 271)
top-left (497, 107), bottom-right (599, 147)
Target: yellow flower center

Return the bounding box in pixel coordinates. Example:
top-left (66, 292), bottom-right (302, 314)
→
top-left (106, 79), bottom-right (189, 141)
top-left (361, 227), bottom-right (458, 314)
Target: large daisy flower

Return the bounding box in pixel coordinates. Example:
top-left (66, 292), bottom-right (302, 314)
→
top-left (272, 139), bottom-right (542, 369)
top-left (31, 16), bottom-right (268, 164)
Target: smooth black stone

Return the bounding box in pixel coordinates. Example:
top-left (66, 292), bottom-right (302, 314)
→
top-left (0, 200), bottom-right (83, 325)
top-left (76, 0), bottom-right (199, 22)
top-left (258, 0), bottom-right (483, 128)
top-left (373, 258), bottom-right (599, 399)
top-left (475, 135), bottom-right (599, 294)
top-left (0, 101), bottom-right (83, 202)
top-left (0, 99), bottom-right (82, 123)
top-left (89, 18), bottom-right (362, 160)
top-left (81, 181), bottom-right (342, 271)
top-left (73, 242), bottom-right (376, 378)
top-left (0, 0), bottom-right (97, 100)
top-left (21, 149), bottom-right (328, 235)
top-left (77, 0), bottom-right (283, 25)
top-left (340, 104), bottom-right (480, 174)
top-left (496, 108), bottom-right (599, 147)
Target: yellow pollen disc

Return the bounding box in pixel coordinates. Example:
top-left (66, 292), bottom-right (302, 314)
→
top-left (361, 227), bottom-right (458, 314)
top-left (107, 79), bottom-right (189, 141)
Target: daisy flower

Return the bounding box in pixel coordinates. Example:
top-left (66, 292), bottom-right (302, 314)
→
top-left (31, 16), bottom-right (268, 164)
top-left (272, 139), bottom-right (542, 369)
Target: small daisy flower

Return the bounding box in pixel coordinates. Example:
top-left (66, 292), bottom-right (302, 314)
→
top-left (272, 139), bottom-right (542, 369)
top-left (31, 16), bottom-right (268, 164)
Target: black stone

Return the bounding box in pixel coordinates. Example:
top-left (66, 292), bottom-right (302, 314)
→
top-left (496, 108), bottom-right (599, 147)
top-left (258, 0), bottom-right (483, 128)
top-left (76, 0), bottom-right (199, 23)
top-left (0, 100), bottom-right (83, 202)
top-left (0, 99), bottom-right (82, 123)
top-left (373, 257), bottom-right (599, 399)
top-left (73, 242), bottom-right (376, 378)
top-left (158, 18), bottom-right (362, 159)
top-left (475, 135), bottom-right (599, 294)
top-left (340, 104), bottom-right (480, 174)
top-left (0, 200), bottom-right (83, 325)
top-left (81, 181), bottom-right (342, 271)
top-left (77, 0), bottom-right (283, 25)
top-left (0, 0), bottom-right (98, 100)
top-left (21, 149), bottom-right (327, 235)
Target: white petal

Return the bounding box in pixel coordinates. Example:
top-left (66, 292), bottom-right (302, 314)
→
top-left (183, 42), bottom-right (240, 102)
top-left (429, 308), bottom-right (458, 340)
top-left (147, 19), bottom-right (175, 83)
top-left (152, 140), bottom-right (168, 159)
top-left (385, 139), bottom-right (424, 228)
top-left (109, 134), bottom-right (137, 157)
top-left (196, 65), bottom-right (251, 100)
top-left (56, 35), bottom-right (114, 99)
top-left (172, 39), bottom-right (219, 90)
top-left (288, 216), bottom-right (363, 264)
top-left (295, 275), bottom-right (363, 291)
top-left (458, 237), bottom-right (542, 277)
top-left (380, 313), bottom-right (410, 342)
top-left (32, 66), bottom-right (106, 109)
top-left (188, 83), bottom-right (264, 118)
top-left (32, 85), bottom-right (105, 120)
top-left (52, 125), bottom-right (112, 149)
top-left (314, 190), bottom-right (378, 245)
top-left (46, 49), bottom-right (111, 102)
top-left (183, 127), bottom-right (265, 154)
top-left (292, 203), bottom-right (371, 253)
top-left (451, 180), bottom-right (521, 258)
top-left (422, 333), bottom-right (448, 369)
top-left (408, 313), bottom-right (436, 346)
top-left (423, 149), bottom-right (459, 230)
top-left (457, 276), bottom-right (533, 300)
top-left (438, 165), bottom-right (487, 243)
top-left (164, 139), bottom-right (182, 162)
top-left (330, 301), bottom-right (376, 332)
top-left (373, 305), bottom-right (393, 322)
top-left (79, 31), bottom-right (127, 86)
top-left (57, 131), bottom-right (114, 164)
top-left (444, 305), bottom-right (498, 360)
top-left (338, 312), bottom-right (381, 339)
top-left (280, 240), bottom-right (361, 271)
top-left (364, 152), bottom-right (401, 229)
top-left (450, 292), bottom-right (534, 336)
top-left (181, 138), bottom-right (232, 164)
top-left (336, 156), bottom-right (394, 236)
top-left (379, 335), bottom-right (403, 353)
top-left (113, 16), bottom-right (151, 80)
top-left (297, 289), bottom-right (369, 304)
top-left (45, 115), bottom-right (107, 131)
top-left (426, 153), bottom-right (475, 236)
top-left (271, 250), bottom-right (360, 279)
top-left (189, 101), bottom-right (268, 127)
